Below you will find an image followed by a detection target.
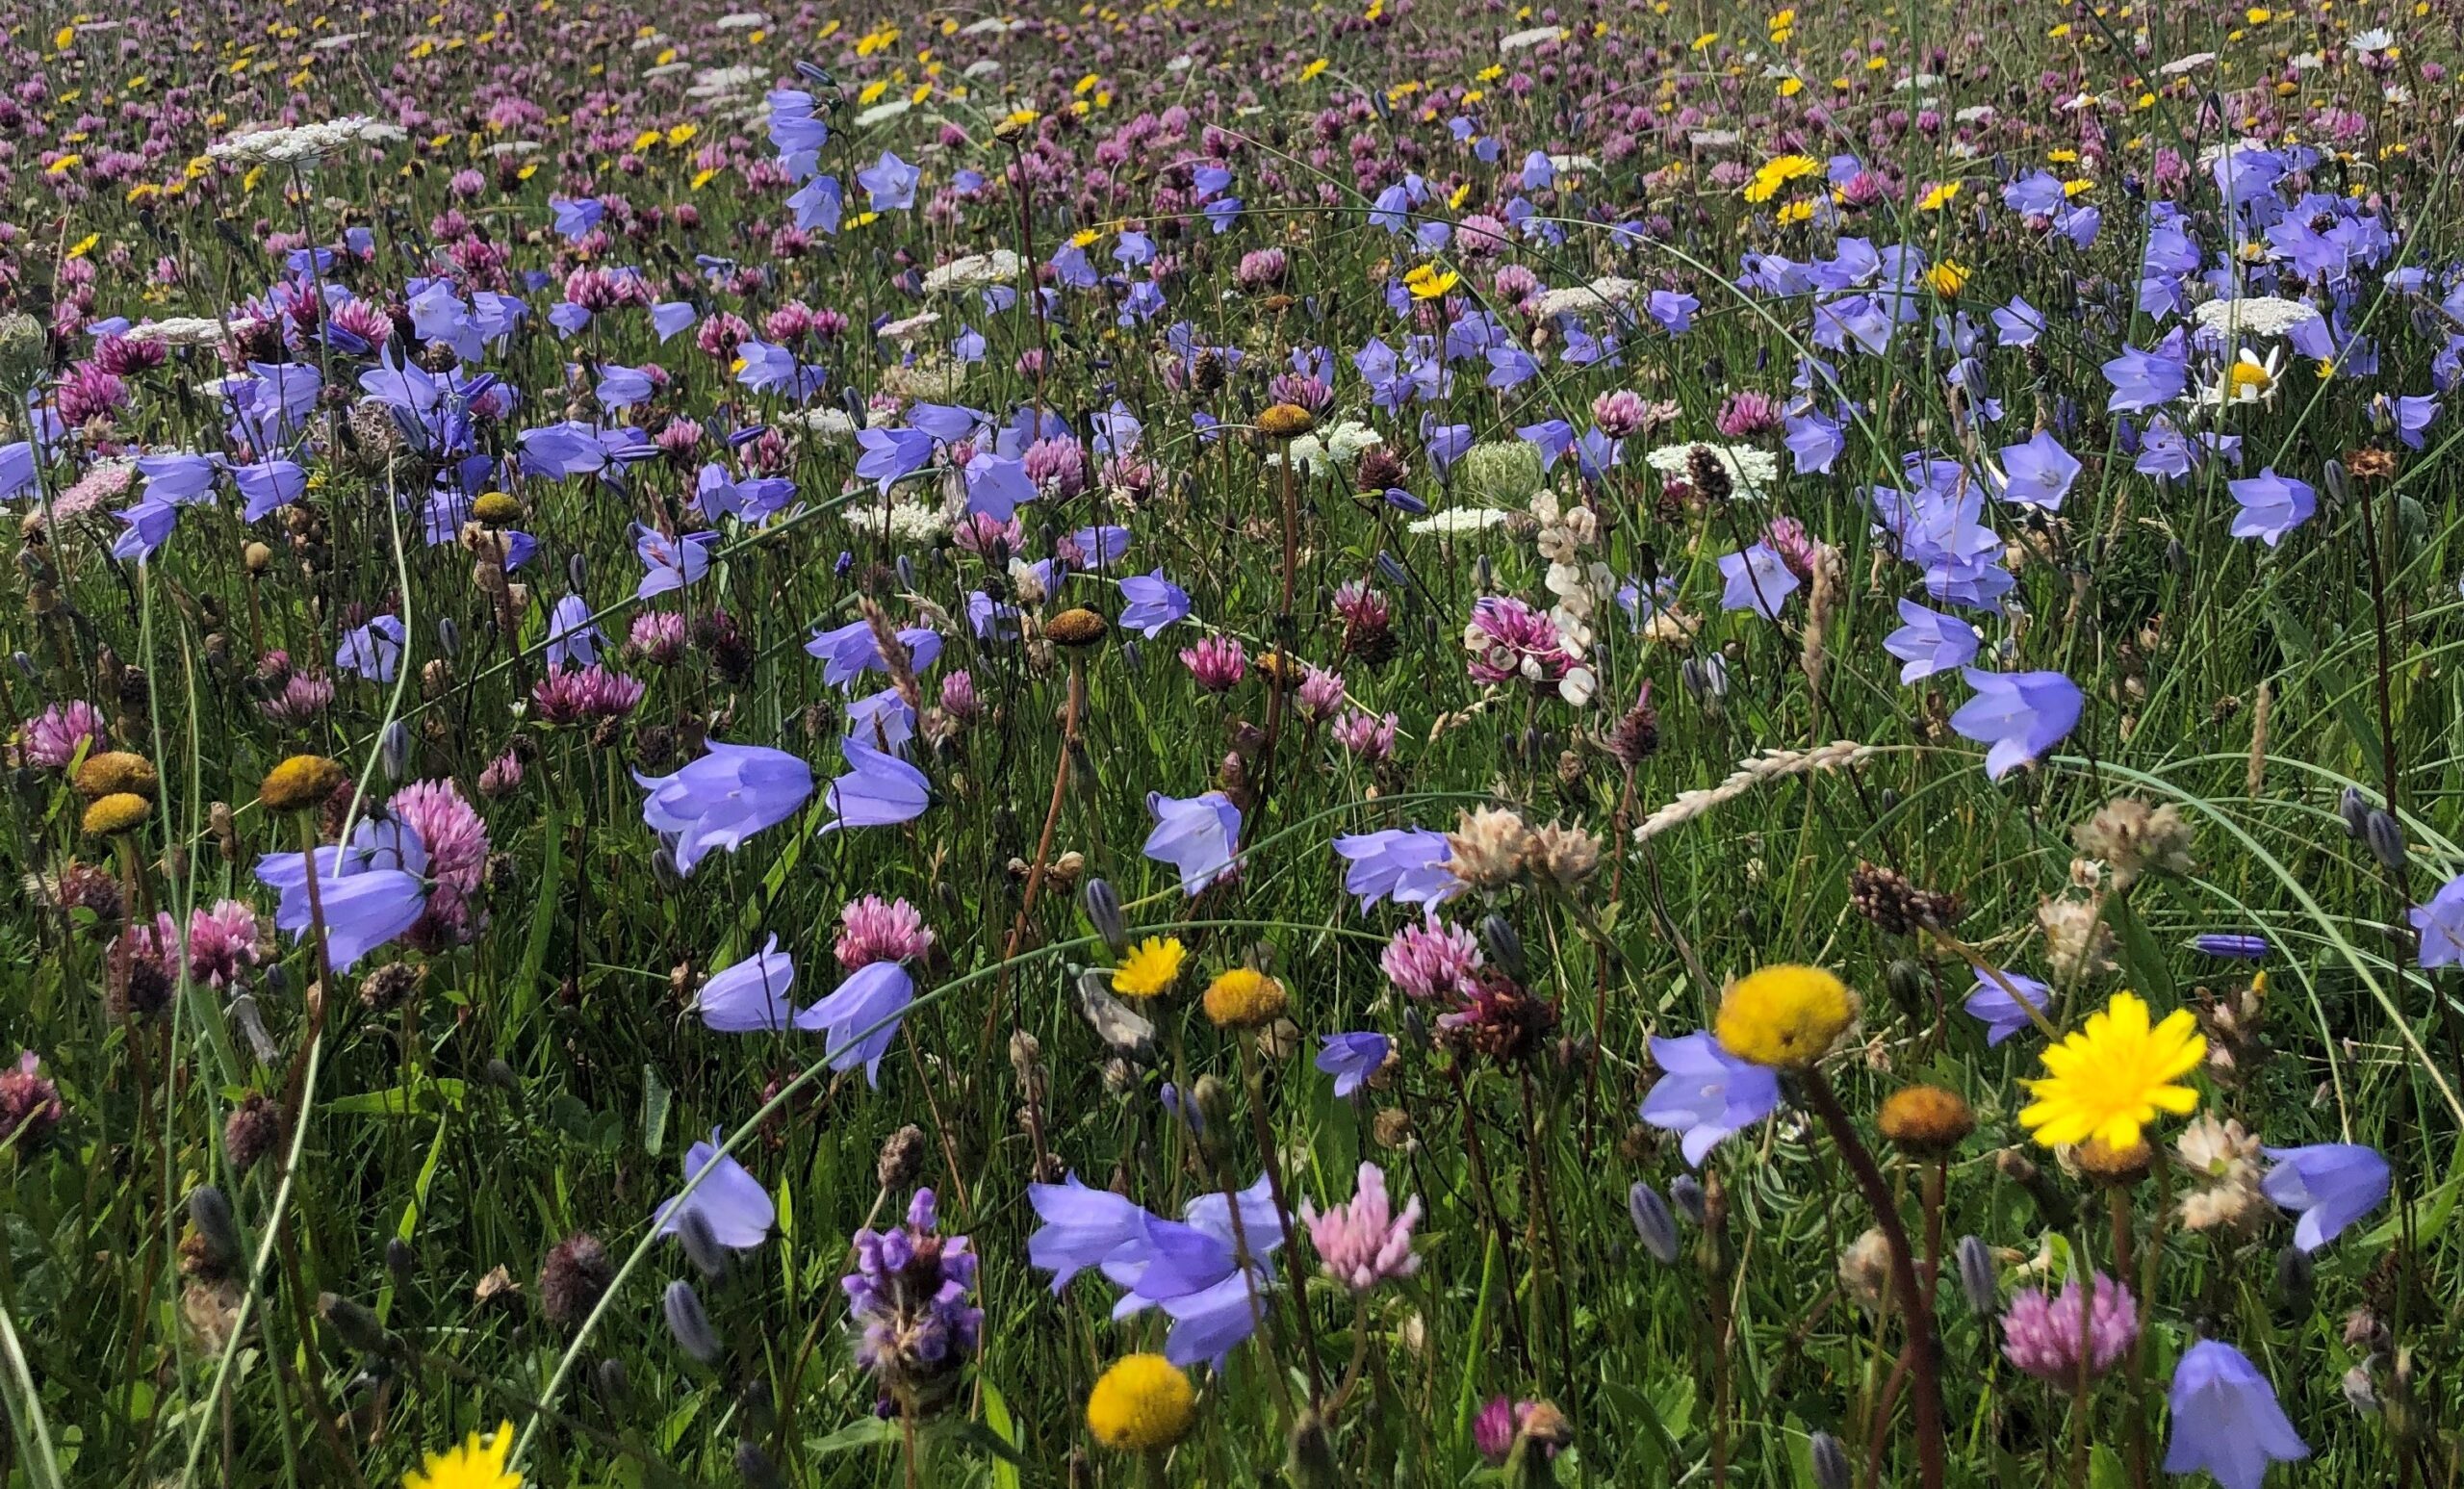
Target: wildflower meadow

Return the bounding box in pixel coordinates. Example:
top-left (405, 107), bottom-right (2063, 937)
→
top-left (4, 0), bottom-right (2464, 1484)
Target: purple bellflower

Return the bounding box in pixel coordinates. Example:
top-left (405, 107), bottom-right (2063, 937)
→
top-left (635, 741), bottom-right (815, 875)
top-left (1639, 1032), bottom-right (1781, 1167)
top-left (2261, 1143), bottom-right (2390, 1252)
top-left (1950, 668), bottom-right (2084, 779)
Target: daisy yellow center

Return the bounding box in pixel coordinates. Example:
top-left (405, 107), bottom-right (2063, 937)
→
top-left (2228, 361), bottom-right (2273, 395)
top-left (2017, 991), bottom-right (2207, 1151)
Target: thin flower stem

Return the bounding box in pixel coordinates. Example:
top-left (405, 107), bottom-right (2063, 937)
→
top-left (1800, 1067), bottom-right (1946, 1489)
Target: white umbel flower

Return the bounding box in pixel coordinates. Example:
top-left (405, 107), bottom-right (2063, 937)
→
top-left (1643, 442), bottom-right (1780, 497)
top-left (1499, 25), bottom-right (1564, 51)
top-left (921, 250), bottom-right (1023, 294)
top-left (207, 116), bottom-right (406, 167)
top-left (2191, 295), bottom-right (2322, 339)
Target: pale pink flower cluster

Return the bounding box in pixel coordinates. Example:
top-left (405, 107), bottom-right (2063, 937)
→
top-left (834, 895), bottom-right (936, 970)
top-left (1301, 1162), bottom-right (1423, 1292)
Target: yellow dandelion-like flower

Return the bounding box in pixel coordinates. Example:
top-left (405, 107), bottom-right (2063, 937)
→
top-left (1402, 264), bottom-right (1459, 300)
top-left (1924, 261), bottom-right (1970, 298)
top-left (2017, 991), bottom-right (2205, 1151)
top-left (1742, 153), bottom-right (1820, 204)
top-left (402, 1421), bottom-right (521, 1489)
top-left (1111, 937), bottom-right (1186, 998)
top-left (1714, 963), bottom-right (1857, 1068)
top-left (1086, 1354), bottom-right (1194, 1450)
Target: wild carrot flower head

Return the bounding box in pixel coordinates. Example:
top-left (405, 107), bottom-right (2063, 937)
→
top-left (2017, 991), bottom-right (2205, 1150)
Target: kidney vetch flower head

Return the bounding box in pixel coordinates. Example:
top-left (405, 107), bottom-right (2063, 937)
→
top-left (2017, 990), bottom-right (2205, 1151)
top-left (401, 1418), bottom-right (520, 1489)
top-left (1714, 963), bottom-right (1858, 1068)
top-left (1086, 1352), bottom-right (1195, 1451)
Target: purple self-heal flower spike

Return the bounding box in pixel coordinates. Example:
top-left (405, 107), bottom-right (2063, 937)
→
top-left (2261, 1143), bottom-right (2390, 1252)
top-left (654, 1129), bottom-right (775, 1249)
top-left (1639, 1033), bottom-right (1780, 1168)
top-left (1144, 790), bottom-right (1241, 893)
top-left (1950, 667), bottom-right (2083, 779)
top-left (2163, 1340), bottom-right (2308, 1489)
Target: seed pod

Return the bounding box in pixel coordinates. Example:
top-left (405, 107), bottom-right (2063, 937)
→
top-left (1627, 1182), bottom-right (1679, 1265)
top-left (385, 1237), bottom-right (416, 1278)
top-left (663, 1279), bottom-right (721, 1364)
top-left (1955, 1235), bottom-right (1998, 1317)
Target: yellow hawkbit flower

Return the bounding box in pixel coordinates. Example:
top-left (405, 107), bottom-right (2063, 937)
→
top-left (402, 1420), bottom-right (522, 1489)
top-left (2018, 991), bottom-right (2205, 1151)
top-left (1111, 937), bottom-right (1187, 998)
top-left (1402, 264), bottom-right (1459, 300)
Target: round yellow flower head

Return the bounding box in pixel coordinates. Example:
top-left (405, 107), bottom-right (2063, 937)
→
top-left (2018, 990), bottom-right (2205, 1152)
top-left (402, 1419), bottom-right (521, 1489)
top-left (1112, 936), bottom-right (1187, 998)
top-left (82, 791), bottom-right (151, 837)
top-left (259, 754), bottom-right (346, 813)
top-left (1876, 1084), bottom-right (1974, 1156)
top-left (76, 750), bottom-right (159, 800)
top-left (1044, 606), bottom-right (1109, 648)
top-left (470, 491), bottom-right (524, 527)
top-left (1256, 402), bottom-right (1316, 440)
top-left (1086, 1353), bottom-right (1194, 1451)
top-left (1714, 963), bottom-right (1857, 1068)
top-left (1202, 966), bottom-right (1289, 1030)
